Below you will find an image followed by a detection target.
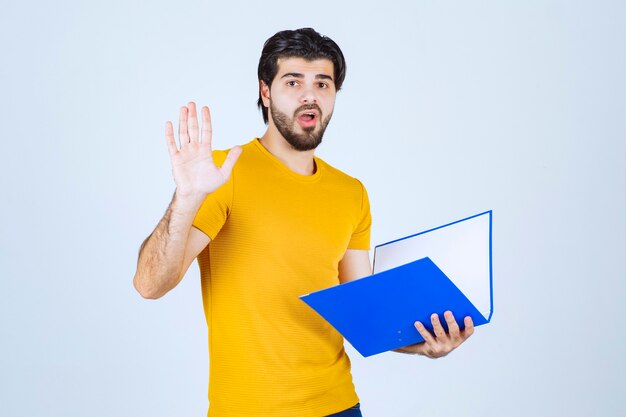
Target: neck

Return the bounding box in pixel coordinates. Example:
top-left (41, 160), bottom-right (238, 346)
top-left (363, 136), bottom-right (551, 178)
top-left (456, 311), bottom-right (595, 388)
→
top-left (258, 128), bottom-right (316, 176)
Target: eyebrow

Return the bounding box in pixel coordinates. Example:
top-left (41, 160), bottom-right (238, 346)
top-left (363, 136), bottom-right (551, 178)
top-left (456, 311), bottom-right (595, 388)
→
top-left (280, 72), bottom-right (334, 81)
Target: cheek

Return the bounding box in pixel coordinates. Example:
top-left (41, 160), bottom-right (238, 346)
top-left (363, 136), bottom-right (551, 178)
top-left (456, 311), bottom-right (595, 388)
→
top-left (322, 98), bottom-right (335, 115)
top-left (270, 94), bottom-right (295, 113)
top-left (320, 90), bottom-right (336, 104)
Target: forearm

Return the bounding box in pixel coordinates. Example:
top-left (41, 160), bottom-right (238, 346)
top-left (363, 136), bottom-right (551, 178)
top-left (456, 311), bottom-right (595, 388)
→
top-left (133, 191), bottom-right (205, 299)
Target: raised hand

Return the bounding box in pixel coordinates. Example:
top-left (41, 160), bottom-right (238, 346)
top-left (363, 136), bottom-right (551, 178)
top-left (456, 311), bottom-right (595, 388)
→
top-left (165, 102), bottom-right (241, 200)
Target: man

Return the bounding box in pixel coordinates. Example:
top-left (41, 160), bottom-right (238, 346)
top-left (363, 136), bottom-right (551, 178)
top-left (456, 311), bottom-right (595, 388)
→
top-left (133, 28), bottom-right (474, 417)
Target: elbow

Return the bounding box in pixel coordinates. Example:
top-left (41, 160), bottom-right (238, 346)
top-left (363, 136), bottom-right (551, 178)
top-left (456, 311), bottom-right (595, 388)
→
top-left (133, 273), bottom-right (163, 300)
top-left (138, 289), bottom-right (161, 300)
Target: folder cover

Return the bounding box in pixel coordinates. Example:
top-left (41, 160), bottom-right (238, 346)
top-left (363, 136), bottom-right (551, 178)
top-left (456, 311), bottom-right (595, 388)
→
top-left (300, 211), bottom-right (493, 357)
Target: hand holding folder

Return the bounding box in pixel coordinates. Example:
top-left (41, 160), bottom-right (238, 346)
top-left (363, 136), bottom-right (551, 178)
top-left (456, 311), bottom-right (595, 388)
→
top-left (300, 211), bottom-right (493, 357)
top-left (396, 310), bottom-right (474, 358)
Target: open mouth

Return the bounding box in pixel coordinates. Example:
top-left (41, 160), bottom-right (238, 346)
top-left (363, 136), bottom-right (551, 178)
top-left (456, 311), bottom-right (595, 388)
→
top-left (297, 111), bottom-right (318, 127)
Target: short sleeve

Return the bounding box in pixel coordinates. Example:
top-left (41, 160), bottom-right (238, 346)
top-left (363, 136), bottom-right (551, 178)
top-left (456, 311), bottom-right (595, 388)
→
top-left (347, 179), bottom-right (372, 250)
top-left (192, 150), bottom-right (234, 240)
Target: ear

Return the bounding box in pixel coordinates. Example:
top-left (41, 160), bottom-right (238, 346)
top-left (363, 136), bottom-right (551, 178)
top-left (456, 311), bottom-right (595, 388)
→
top-left (260, 80), bottom-right (271, 107)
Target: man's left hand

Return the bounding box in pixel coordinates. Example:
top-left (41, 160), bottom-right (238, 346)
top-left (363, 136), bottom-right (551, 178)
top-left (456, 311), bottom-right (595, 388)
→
top-left (396, 311), bottom-right (474, 358)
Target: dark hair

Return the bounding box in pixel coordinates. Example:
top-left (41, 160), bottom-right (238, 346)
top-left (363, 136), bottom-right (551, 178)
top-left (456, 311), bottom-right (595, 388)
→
top-left (257, 28), bottom-right (347, 124)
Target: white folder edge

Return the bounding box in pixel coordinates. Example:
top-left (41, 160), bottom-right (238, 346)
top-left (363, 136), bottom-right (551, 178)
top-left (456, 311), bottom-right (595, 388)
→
top-left (372, 211), bottom-right (494, 322)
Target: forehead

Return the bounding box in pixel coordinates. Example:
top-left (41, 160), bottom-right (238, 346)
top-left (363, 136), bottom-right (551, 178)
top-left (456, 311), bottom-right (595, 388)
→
top-left (275, 57), bottom-right (334, 78)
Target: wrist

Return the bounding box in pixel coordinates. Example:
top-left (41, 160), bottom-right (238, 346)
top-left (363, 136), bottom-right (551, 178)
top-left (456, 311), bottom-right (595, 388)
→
top-left (393, 347), bottom-right (418, 355)
top-left (173, 189), bottom-right (207, 213)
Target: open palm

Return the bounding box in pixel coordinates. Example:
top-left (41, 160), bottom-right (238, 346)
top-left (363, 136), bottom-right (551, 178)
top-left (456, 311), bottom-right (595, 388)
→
top-left (165, 102), bottom-right (241, 198)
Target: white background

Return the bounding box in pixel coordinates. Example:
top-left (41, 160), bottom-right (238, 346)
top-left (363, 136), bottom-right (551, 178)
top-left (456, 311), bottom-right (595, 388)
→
top-left (1, 1), bottom-right (624, 416)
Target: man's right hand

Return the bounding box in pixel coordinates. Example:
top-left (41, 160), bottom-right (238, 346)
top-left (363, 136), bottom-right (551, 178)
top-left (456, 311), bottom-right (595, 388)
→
top-left (166, 102), bottom-right (242, 201)
top-left (133, 102), bottom-right (239, 299)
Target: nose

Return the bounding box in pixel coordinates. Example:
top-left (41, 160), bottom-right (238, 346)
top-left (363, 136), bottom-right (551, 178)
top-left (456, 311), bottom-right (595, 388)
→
top-left (300, 84), bottom-right (318, 104)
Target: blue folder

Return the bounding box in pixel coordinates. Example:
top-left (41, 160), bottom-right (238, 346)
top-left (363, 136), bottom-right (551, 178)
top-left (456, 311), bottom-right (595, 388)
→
top-left (300, 211), bottom-right (494, 357)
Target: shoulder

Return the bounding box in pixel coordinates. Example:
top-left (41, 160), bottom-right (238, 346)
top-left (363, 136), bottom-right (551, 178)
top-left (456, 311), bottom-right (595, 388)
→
top-left (212, 140), bottom-right (257, 166)
top-left (317, 157), bottom-right (367, 192)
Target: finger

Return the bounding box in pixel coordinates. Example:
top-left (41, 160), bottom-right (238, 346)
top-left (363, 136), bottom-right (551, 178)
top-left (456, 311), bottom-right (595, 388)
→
top-left (444, 310), bottom-right (461, 339)
top-left (178, 106), bottom-right (190, 146)
top-left (188, 101), bottom-right (199, 142)
top-left (165, 121), bottom-right (177, 156)
top-left (414, 321), bottom-right (436, 345)
top-left (431, 313), bottom-right (447, 339)
top-left (463, 316), bottom-right (475, 338)
top-left (220, 146), bottom-right (242, 177)
top-left (201, 106), bottom-right (212, 147)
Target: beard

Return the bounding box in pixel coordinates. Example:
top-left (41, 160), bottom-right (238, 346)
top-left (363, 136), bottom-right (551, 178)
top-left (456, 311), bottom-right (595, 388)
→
top-left (269, 101), bottom-right (333, 151)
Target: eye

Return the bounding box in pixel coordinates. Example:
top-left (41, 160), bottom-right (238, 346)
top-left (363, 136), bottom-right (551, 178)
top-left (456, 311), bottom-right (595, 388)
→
top-left (287, 80), bottom-right (299, 87)
top-left (318, 82), bottom-right (328, 89)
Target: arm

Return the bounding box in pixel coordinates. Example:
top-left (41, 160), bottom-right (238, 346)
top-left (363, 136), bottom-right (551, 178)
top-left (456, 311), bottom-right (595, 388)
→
top-left (133, 194), bottom-right (210, 299)
top-left (338, 249), bottom-right (372, 283)
top-left (133, 102), bottom-right (241, 299)
top-left (337, 248), bottom-right (474, 358)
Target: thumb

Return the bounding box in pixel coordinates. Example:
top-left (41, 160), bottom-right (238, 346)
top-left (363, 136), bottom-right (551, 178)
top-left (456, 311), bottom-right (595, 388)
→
top-left (220, 146), bottom-right (242, 178)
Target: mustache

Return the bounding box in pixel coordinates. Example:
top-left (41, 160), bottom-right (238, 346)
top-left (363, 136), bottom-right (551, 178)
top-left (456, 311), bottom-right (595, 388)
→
top-left (294, 104), bottom-right (322, 117)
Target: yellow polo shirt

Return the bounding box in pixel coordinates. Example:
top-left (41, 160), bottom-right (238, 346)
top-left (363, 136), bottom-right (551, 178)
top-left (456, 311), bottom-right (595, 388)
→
top-left (192, 139), bottom-right (371, 417)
